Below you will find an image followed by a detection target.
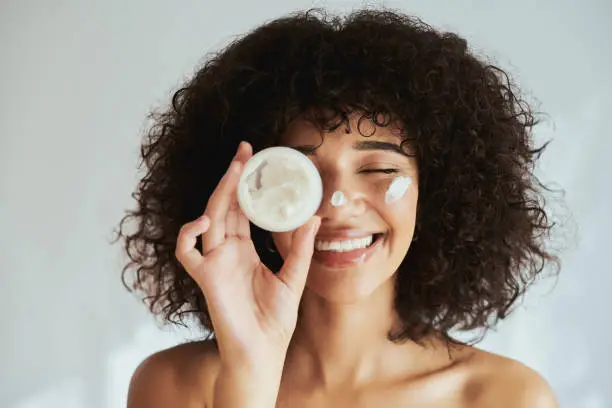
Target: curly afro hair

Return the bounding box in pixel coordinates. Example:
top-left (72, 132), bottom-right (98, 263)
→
top-left (116, 8), bottom-right (560, 344)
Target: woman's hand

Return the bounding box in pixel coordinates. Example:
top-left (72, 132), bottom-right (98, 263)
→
top-left (175, 141), bottom-right (320, 366)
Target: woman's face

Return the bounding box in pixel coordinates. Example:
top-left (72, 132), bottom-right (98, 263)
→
top-left (272, 114), bottom-right (419, 303)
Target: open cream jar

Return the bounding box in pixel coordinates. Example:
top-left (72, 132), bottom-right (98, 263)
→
top-left (237, 147), bottom-right (323, 232)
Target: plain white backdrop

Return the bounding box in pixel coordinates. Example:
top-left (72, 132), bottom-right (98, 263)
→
top-left (1, 0), bottom-right (611, 407)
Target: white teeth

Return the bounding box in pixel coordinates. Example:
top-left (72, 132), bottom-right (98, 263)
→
top-left (315, 235), bottom-right (374, 252)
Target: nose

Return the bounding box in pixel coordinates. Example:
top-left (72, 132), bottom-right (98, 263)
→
top-left (316, 171), bottom-right (367, 222)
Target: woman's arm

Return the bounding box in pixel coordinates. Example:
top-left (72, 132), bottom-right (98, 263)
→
top-left (213, 358), bottom-right (286, 408)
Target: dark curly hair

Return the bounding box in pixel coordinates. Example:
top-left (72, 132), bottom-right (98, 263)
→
top-left (115, 8), bottom-right (561, 344)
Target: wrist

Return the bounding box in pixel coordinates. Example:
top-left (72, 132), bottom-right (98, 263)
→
top-left (217, 338), bottom-right (289, 374)
top-left (219, 352), bottom-right (286, 381)
top-left (213, 362), bottom-right (285, 408)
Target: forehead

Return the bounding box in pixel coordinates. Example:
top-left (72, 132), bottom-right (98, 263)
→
top-left (280, 112), bottom-right (404, 146)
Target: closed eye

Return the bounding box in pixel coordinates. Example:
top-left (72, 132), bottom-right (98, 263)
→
top-left (360, 169), bottom-right (399, 174)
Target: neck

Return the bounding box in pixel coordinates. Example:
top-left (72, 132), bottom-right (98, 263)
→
top-left (284, 278), bottom-right (445, 389)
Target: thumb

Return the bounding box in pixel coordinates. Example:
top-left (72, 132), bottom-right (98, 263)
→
top-left (277, 216), bottom-right (321, 295)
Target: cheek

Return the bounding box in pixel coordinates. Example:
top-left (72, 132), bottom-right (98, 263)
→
top-left (378, 179), bottom-right (418, 229)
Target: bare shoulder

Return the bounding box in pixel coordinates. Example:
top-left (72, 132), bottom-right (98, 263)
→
top-left (463, 348), bottom-right (559, 408)
top-left (127, 339), bottom-right (221, 408)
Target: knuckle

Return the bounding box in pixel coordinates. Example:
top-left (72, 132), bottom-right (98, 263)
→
top-left (174, 248), bottom-right (183, 261)
top-left (178, 223), bottom-right (189, 236)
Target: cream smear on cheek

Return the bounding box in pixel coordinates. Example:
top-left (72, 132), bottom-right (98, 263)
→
top-left (384, 176), bottom-right (413, 204)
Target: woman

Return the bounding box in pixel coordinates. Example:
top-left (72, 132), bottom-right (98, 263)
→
top-left (118, 9), bottom-right (560, 407)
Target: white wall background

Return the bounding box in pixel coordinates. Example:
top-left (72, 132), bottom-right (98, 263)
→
top-left (1, 0), bottom-right (610, 407)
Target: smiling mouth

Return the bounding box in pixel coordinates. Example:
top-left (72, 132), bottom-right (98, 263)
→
top-left (314, 233), bottom-right (384, 253)
top-left (312, 233), bottom-right (385, 268)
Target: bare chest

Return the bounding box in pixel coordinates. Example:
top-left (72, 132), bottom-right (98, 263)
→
top-left (276, 375), bottom-right (472, 408)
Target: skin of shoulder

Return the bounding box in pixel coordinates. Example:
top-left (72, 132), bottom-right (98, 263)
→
top-left (127, 339), bottom-right (221, 408)
top-left (125, 340), bottom-right (558, 408)
top-left (464, 349), bottom-right (559, 408)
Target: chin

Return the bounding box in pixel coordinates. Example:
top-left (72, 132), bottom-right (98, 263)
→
top-left (304, 263), bottom-right (396, 304)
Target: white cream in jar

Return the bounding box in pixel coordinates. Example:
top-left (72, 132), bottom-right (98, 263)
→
top-left (237, 147), bottom-right (323, 232)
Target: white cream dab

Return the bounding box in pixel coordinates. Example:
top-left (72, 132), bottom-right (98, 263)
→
top-left (330, 190), bottom-right (348, 206)
top-left (384, 176), bottom-right (413, 204)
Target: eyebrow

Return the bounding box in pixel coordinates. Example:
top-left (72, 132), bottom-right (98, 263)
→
top-left (292, 140), bottom-right (407, 156)
top-left (353, 140), bottom-right (407, 155)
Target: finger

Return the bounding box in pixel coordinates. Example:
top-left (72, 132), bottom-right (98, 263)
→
top-left (202, 141), bottom-right (249, 249)
top-left (225, 207), bottom-right (238, 238)
top-left (236, 207), bottom-right (251, 239)
top-left (277, 216), bottom-right (321, 295)
top-left (234, 142), bottom-right (253, 238)
top-left (210, 141), bottom-right (253, 240)
top-left (202, 159), bottom-right (242, 251)
top-left (235, 141), bottom-right (253, 164)
top-left (175, 215), bottom-right (211, 272)
top-left (224, 199), bottom-right (250, 239)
